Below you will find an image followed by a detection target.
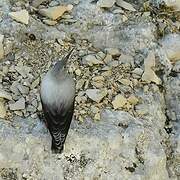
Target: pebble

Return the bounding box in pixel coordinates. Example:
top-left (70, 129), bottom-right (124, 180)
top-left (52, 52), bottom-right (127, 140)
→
top-left (112, 94), bottom-right (127, 109)
top-left (32, 0), bottom-right (46, 7)
top-left (105, 48), bottom-right (120, 56)
top-left (104, 54), bottom-right (112, 64)
top-left (142, 51), bottom-right (161, 85)
top-left (97, 0), bottom-right (116, 8)
top-left (0, 89), bottom-right (12, 100)
top-left (43, 19), bottom-right (57, 26)
top-left (15, 65), bottom-right (31, 78)
top-left (94, 112), bottom-right (101, 120)
top-left (38, 4), bottom-right (73, 20)
top-left (76, 79), bottom-right (85, 90)
top-left (127, 95), bottom-right (139, 105)
top-left (30, 78), bottom-right (40, 89)
top-left (96, 51), bottom-right (106, 60)
top-left (160, 33), bottom-right (180, 63)
top-left (82, 54), bottom-right (104, 66)
top-left (86, 88), bottom-right (107, 103)
top-left (9, 97), bottom-right (26, 111)
top-left (9, 10), bottom-right (29, 25)
top-left (0, 99), bottom-right (6, 118)
top-left (17, 84), bottom-right (29, 95)
top-left (75, 69), bottom-right (81, 76)
top-left (132, 68), bottom-right (143, 76)
top-left (91, 76), bottom-right (105, 88)
top-left (116, 0), bottom-right (136, 12)
top-left (10, 81), bottom-right (20, 95)
top-left (0, 34), bottom-right (4, 60)
top-left (119, 79), bottom-right (132, 87)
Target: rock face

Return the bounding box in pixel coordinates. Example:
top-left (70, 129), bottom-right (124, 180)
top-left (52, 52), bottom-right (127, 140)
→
top-left (0, 0), bottom-right (178, 179)
top-left (0, 110), bottom-right (169, 179)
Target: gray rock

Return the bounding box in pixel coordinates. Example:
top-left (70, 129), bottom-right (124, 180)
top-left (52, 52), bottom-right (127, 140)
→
top-left (0, 109), bottom-right (169, 179)
top-left (9, 97), bottom-right (25, 110)
top-left (82, 54), bottom-right (104, 66)
top-left (0, 34), bottom-right (4, 60)
top-left (17, 84), bottom-right (29, 95)
top-left (97, 0), bottom-right (116, 8)
top-left (86, 88), bottom-right (107, 103)
top-left (15, 65), bottom-right (31, 78)
top-left (160, 34), bottom-right (180, 63)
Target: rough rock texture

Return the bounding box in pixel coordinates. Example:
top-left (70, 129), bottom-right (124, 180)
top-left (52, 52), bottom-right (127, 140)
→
top-left (0, 110), bottom-right (169, 180)
top-left (0, 0), bottom-right (179, 179)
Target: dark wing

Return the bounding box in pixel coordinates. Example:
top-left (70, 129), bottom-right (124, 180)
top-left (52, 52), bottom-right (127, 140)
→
top-left (41, 100), bottom-right (75, 150)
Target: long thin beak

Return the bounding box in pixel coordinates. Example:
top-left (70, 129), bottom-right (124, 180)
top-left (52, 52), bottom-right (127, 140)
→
top-left (61, 47), bottom-right (75, 66)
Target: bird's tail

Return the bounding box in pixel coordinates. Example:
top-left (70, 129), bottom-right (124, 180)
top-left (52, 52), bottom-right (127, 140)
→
top-left (51, 131), bottom-right (67, 153)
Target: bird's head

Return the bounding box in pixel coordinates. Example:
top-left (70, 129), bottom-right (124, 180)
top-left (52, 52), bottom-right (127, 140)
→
top-left (52, 48), bottom-right (74, 74)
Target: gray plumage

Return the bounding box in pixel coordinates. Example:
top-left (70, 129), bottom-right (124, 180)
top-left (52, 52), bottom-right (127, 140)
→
top-left (40, 49), bottom-right (75, 153)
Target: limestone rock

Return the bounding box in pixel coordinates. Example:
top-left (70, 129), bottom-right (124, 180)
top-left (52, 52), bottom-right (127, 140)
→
top-left (39, 4), bottom-right (73, 20)
top-left (142, 51), bottom-right (161, 84)
top-left (0, 99), bottom-right (6, 118)
top-left (32, 0), bottom-right (47, 8)
top-left (132, 68), bottom-right (143, 76)
top-left (9, 97), bottom-right (25, 111)
top-left (86, 88), bottom-right (107, 103)
top-left (91, 76), bottom-right (105, 88)
top-left (0, 34), bottom-right (4, 60)
top-left (15, 65), bottom-right (31, 78)
top-left (9, 10), bottom-right (29, 25)
top-left (43, 19), bottom-right (57, 26)
top-left (127, 95), bottom-right (139, 105)
top-left (164, 0), bottom-right (180, 11)
top-left (116, 0), bottom-right (136, 11)
top-left (82, 54), bottom-right (104, 66)
top-left (104, 54), bottom-right (112, 64)
top-left (112, 94), bottom-right (127, 109)
top-left (0, 89), bottom-right (12, 100)
top-left (160, 34), bottom-right (180, 63)
top-left (97, 0), bottom-right (116, 8)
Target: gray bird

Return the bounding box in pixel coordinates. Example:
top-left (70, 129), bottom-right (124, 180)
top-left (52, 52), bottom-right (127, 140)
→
top-left (40, 49), bottom-right (75, 153)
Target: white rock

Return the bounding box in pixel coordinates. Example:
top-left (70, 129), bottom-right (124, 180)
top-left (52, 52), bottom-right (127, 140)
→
top-left (0, 34), bottom-right (4, 60)
top-left (160, 33), bottom-right (180, 62)
top-left (104, 54), bottom-right (112, 64)
top-left (127, 95), bottom-right (139, 105)
top-left (0, 89), bottom-right (12, 100)
top-left (9, 97), bottom-right (25, 110)
top-left (32, 0), bottom-right (47, 7)
top-left (15, 65), bottom-right (31, 78)
top-left (132, 68), bottom-right (143, 76)
top-left (0, 99), bottom-right (6, 118)
top-left (43, 19), bottom-right (57, 26)
top-left (9, 10), bottom-right (29, 25)
top-left (116, 0), bottom-right (136, 11)
top-left (86, 89), bottom-right (107, 103)
top-left (82, 54), bottom-right (104, 66)
top-left (39, 4), bottom-right (73, 20)
top-left (164, 0), bottom-right (180, 11)
top-left (142, 51), bottom-right (161, 85)
top-left (97, 0), bottom-right (116, 8)
top-left (112, 94), bottom-right (127, 109)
